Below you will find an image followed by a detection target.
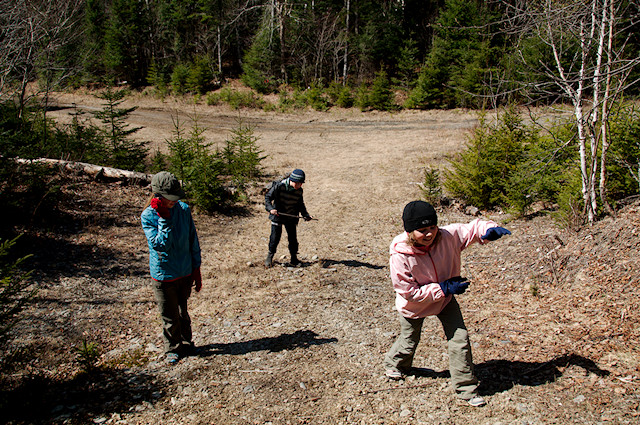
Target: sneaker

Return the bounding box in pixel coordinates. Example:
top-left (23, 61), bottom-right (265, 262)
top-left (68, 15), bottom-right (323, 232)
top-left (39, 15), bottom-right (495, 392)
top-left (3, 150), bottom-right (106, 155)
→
top-left (166, 353), bottom-right (180, 365)
top-left (466, 396), bottom-right (486, 407)
top-left (385, 369), bottom-right (405, 380)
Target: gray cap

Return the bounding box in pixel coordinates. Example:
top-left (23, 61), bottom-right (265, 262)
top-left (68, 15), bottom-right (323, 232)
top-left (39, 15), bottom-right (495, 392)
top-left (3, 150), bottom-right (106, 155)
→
top-left (151, 171), bottom-right (185, 201)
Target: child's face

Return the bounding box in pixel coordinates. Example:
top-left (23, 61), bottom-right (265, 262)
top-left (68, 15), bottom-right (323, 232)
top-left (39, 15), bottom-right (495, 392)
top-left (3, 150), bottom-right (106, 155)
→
top-left (159, 197), bottom-right (177, 208)
top-left (412, 225), bottom-right (438, 247)
top-left (292, 181), bottom-right (303, 189)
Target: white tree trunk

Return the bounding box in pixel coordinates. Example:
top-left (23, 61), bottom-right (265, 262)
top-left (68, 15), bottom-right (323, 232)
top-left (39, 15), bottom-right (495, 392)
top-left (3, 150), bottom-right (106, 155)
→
top-left (342, 0), bottom-right (350, 85)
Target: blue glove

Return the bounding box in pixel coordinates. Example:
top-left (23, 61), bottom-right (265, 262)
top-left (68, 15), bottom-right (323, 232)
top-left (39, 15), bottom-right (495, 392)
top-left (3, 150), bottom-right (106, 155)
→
top-left (438, 277), bottom-right (470, 296)
top-left (481, 226), bottom-right (511, 241)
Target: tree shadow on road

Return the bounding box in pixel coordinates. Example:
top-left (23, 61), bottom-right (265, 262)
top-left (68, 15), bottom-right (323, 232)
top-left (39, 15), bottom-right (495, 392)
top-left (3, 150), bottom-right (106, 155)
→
top-left (0, 368), bottom-right (165, 424)
top-left (197, 329), bottom-right (338, 356)
top-left (476, 353), bottom-right (609, 396)
top-left (16, 232), bottom-right (149, 282)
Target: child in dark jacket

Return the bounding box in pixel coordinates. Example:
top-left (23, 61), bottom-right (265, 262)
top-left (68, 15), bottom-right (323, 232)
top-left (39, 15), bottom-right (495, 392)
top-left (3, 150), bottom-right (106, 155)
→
top-left (264, 169), bottom-right (313, 267)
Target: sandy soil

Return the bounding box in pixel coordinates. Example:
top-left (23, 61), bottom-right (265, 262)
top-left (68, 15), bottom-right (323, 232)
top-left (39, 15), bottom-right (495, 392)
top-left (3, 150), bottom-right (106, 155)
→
top-left (2, 91), bottom-right (639, 424)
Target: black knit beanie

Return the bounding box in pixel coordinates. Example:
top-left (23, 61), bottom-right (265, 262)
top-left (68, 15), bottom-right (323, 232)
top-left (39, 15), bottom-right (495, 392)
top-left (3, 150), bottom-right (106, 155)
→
top-left (402, 201), bottom-right (438, 232)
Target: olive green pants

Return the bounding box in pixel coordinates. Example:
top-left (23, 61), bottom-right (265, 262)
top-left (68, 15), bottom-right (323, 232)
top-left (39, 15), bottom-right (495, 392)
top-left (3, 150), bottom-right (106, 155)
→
top-left (152, 276), bottom-right (193, 355)
top-left (384, 297), bottom-right (479, 399)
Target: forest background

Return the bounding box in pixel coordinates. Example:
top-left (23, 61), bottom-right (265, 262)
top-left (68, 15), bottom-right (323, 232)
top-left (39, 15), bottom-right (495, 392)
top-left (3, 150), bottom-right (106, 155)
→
top-left (3, 0), bottom-right (640, 219)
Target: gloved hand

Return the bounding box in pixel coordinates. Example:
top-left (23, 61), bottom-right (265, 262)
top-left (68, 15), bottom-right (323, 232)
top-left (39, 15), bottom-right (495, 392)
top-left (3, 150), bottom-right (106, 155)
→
top-left (191, 267), bottom-right (202, 292)
top-left (150, 197), bottom-right (171, 219)
top-left (438, 277), bottom-right (470, 296)
top-left (481, 226), bottom-right (511, 241)
top-left (303, 215), bottom-right (313, 221)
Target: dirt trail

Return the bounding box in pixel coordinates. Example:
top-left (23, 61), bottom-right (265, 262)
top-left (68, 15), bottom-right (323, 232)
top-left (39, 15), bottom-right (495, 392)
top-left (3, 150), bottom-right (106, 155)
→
top-left (7, 92), bottom-right (638, 424)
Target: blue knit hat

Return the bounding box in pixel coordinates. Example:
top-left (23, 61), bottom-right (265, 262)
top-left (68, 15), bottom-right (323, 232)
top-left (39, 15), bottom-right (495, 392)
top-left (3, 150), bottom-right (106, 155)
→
top-left (289, 169), bottom-right (305, 183)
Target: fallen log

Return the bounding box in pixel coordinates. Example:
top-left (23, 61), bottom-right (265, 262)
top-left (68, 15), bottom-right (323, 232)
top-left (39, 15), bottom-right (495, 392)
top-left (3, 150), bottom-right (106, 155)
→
top-left (14, 158), bottom-right (152, 185)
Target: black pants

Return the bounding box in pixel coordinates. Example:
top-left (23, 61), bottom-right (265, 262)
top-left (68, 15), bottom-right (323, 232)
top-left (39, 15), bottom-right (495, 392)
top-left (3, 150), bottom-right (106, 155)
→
top-left (268, 221), bottom-right (298, 256)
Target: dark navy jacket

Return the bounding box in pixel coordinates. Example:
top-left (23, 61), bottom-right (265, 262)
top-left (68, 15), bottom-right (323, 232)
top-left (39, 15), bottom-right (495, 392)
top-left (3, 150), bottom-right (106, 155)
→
top-left (265, 179), bottom-right (310, 224)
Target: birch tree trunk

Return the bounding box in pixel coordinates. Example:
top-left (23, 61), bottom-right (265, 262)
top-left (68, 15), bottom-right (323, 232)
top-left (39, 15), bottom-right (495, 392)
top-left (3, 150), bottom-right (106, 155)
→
top-left (342, 0), bottom-right (350, 85)
top-left (599, 0), bottom-right (615, 214)
top-left (504, 0), bottom-right (640, 223)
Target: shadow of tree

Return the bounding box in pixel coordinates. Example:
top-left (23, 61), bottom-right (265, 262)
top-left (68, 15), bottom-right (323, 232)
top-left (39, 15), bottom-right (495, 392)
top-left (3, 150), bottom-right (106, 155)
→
top-left (198, 329), bottom-right (338, 356)
top-left (18, 232), bottom-right (148, 281)
top-left (320, 258), bottom-right (384, 270)
top-left (0, 368), bottom-right (165, 424)
top-left (476, 353), bottom-right (609, 396)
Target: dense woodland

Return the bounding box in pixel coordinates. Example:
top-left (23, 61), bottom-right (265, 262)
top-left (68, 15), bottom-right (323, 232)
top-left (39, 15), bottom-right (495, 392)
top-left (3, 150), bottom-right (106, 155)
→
top-left (2, 0), bottom-right (639, 107)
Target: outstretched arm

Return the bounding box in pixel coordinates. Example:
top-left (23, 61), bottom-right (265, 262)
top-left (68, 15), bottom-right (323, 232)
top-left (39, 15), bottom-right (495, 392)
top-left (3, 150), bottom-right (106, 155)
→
top-left (481, 226), bottom-right (511, 241)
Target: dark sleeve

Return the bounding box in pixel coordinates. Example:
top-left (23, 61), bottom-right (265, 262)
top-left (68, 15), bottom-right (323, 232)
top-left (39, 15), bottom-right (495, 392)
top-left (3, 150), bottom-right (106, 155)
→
top-left (298, 190), bottom-right (309, 218)
top-left (265, 182), bottom-right (279, 212)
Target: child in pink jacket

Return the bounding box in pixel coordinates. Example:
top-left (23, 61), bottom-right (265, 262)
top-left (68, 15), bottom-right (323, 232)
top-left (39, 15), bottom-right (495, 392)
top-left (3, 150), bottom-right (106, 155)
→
top-left (384, 200), bottom-right (510, 407)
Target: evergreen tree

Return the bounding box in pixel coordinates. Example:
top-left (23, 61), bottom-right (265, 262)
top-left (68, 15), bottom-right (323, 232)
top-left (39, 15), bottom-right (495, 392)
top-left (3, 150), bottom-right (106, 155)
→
top-left (103, 0), bottom-right (152, 85)
top-left (93, 87), bottom-right (148, 171)
top-left (406, 0), bottom-right (498, 109)
top-left (351, 1), bottom-right (404, 79)
top-left (368, 69), bottom-right (396, 111)
top-left (396, 39), bottom-right (420, 89)
top-left (241, 9), bottom-right (281, 94)
top-left (83, 0), bottom-right (108, 81)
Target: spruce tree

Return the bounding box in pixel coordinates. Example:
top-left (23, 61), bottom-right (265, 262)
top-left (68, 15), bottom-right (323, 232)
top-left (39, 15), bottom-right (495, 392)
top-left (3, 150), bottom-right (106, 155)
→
top-left (93, 87), bottom-right (148, 171)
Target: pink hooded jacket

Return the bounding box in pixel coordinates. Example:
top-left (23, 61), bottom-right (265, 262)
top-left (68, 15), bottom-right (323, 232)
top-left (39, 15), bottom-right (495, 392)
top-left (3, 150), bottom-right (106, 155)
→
top-left (389, 218), bottom-right (498, 319)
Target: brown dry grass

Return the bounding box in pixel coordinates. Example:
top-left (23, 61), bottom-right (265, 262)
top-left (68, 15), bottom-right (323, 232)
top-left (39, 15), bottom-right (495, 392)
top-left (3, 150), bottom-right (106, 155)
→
top-left (2, 90), bottom-right (639, 424)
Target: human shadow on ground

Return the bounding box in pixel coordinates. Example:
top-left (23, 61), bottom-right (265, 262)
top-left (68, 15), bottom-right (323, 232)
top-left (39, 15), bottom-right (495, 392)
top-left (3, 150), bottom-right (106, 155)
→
top-left (197, 329), bottom-right (338, 356)
top-left (406, 367), bottom-right (450, 379)
top-left (320, 258), bottom-right (384, 270)
top-left (396, 354), bottom-right (608, 396)
top-left (0, 368), bottom-right (165, 424)
top-left (476, 353), bottom-right (609, 396)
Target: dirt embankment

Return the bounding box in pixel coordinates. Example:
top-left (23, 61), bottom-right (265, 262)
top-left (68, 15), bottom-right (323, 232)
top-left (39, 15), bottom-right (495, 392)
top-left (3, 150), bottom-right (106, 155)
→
top-left (2, 92), bottom-right (639, 424)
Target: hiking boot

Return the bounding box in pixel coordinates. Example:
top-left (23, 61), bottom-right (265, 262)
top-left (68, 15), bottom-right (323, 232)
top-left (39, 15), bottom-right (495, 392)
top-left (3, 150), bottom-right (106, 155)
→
top-left (265, 252), bottom-right (274, 268)
top-left (166, 353), bottom-right (180, 365)
top-left (385, 369), bottom-right (405, 380)
top-left (466, 396), bottom-right (487, 407)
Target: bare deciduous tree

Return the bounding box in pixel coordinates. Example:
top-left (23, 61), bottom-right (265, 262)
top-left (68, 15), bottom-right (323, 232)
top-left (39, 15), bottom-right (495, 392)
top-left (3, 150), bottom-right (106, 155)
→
top-left (503, 0), bottom-right (640, 223)
top-left (0, 0), bottom-right (84, 118)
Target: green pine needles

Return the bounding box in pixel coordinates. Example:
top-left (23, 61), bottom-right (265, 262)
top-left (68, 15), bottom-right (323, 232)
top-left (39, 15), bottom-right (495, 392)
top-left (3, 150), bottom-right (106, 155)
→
top-left (444, 107), bottom-right (573, 217)
top-left (166, 116), bottom-right (265, 212)
top-left (93, 87), bottom-right (149, 172)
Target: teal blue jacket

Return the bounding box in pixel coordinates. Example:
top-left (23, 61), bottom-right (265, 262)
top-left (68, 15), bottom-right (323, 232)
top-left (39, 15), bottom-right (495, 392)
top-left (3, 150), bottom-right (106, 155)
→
top-left (141, 201), bottom-right (201, 281)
